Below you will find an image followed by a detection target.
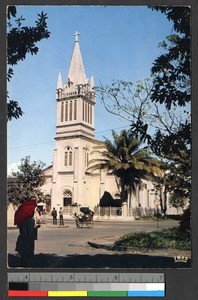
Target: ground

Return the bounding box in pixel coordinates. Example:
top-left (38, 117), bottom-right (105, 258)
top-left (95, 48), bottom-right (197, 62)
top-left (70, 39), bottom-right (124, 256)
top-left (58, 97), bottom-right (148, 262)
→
top-left (8, 218), bottom-right (191, 268)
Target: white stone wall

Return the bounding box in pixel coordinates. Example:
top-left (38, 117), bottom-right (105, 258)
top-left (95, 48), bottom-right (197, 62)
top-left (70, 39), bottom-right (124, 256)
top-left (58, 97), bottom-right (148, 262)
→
top-left (40, 159), bottom-right (185, 216)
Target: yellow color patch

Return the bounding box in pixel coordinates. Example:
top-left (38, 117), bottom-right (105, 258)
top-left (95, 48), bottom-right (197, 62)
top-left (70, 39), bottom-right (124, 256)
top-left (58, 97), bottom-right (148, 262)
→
top-left (48, 291), bottom-right (87, 297)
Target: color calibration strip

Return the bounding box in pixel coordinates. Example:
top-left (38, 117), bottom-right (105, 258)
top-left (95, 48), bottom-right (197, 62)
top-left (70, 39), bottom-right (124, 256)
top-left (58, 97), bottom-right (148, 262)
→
top-left (9, 286), bottom-right (165, 297)
top-left (8, 272), bottom-right (165, 297)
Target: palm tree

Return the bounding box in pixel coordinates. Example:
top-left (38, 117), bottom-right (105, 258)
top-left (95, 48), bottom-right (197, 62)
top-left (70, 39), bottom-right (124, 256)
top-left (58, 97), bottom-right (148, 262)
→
top-left (88, 129), bottom-right (162, 206)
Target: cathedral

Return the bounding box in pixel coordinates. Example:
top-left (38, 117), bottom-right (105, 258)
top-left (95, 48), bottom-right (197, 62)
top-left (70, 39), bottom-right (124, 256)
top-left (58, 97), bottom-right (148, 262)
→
top-left (41, 32), bottom-right (177, 215)
top-left (42, 31), bottom-right (119, 210)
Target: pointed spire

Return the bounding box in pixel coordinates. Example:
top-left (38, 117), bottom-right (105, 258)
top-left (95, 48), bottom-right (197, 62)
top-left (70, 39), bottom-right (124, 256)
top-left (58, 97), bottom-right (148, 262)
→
top-left (57, 69), bottom-right (63, 89)
top-left (89, 73), bottom-right (94, 90)
top-left (67, 32), bottom-right (87, 86)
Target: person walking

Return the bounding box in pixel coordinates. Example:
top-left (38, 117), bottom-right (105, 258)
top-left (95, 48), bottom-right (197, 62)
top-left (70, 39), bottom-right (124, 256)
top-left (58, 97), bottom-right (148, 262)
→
top-left (14, 198), bottom-right (41, 267)
top-left (51, 207), bottom-right (57, 224)
top-left (59, 207), bottom-right (64, 226)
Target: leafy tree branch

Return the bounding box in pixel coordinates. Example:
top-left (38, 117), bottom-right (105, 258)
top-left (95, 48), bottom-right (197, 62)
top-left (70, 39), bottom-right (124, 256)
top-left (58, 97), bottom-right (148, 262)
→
top-left (7, 6), bottom-right (51, 121)
top-left (8, 156), bottom-right (46, 204)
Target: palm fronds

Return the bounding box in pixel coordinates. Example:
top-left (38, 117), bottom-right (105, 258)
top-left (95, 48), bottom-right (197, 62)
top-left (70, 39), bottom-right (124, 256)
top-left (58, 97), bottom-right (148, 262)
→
top-left (88, 129), bottom-right (163, 203)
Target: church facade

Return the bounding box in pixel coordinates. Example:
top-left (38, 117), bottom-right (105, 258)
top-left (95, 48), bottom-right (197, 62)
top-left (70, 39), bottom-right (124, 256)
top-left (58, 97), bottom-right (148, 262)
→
top-left (41, 32), bottom-right (178, 215)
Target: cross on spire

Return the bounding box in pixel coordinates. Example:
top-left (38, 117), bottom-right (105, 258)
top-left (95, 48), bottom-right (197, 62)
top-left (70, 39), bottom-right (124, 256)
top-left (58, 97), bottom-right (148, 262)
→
top-left (74, 31), bottom-right (80, 42)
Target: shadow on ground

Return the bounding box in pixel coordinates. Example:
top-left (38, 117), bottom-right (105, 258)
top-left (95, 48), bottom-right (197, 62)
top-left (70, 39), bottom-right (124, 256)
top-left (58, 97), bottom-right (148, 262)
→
top-left (8, 253), bottom-right (191, 269)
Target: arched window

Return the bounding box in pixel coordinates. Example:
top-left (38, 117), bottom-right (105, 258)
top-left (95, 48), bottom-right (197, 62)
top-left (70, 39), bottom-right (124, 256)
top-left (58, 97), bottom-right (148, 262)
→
top-left (64, 146), bottom-right (73, 166)
top-left (85, 102), bottom-right (88, 122)
top-left (90, 104), bottom-right (92, 124)
top-left (88, 103), bottom-right (90, 123)
top-left (61, 102), bottom-right (64, 122)
top-left (69, 101), bottom-right (73, 121)
top-left (85, 148), bottom-right (89, 167)
top-left (83, 100), bottom-right (85, 121)
top-left (74, 100), bottom-right (77, 120)
top-left (65, 101), bottom-right (68, 121)
top-left (63, 189), bottom-right (72, 206)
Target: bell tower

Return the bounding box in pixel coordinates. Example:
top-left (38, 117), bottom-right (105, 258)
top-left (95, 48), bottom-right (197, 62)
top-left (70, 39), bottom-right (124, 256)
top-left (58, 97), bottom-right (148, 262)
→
top-left (55, 31), bottom-right (95, 141)
top-left (51, 32), bottom-right (97, 209)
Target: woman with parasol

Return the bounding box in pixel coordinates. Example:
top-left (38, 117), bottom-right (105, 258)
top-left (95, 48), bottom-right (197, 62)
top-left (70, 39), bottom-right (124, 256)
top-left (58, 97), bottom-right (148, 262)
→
top-left (14, 196), bottom-right (41, 267)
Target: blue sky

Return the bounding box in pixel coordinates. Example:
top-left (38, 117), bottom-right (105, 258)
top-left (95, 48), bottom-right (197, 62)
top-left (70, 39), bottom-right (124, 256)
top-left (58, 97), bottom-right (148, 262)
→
top-left (8, 5), bottom-right (176, 173)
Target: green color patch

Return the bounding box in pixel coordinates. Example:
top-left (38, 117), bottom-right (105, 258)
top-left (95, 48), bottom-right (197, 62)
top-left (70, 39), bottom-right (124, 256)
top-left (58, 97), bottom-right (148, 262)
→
top-left (88, 291), bottom-right (127, 297)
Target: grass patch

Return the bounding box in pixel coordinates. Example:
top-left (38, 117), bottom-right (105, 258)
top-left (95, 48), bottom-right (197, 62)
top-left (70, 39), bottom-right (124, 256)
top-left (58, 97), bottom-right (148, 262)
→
top-left (141, 214), bottom-right (182, 222)
top-left (113, 227), bottom-right (191, 251)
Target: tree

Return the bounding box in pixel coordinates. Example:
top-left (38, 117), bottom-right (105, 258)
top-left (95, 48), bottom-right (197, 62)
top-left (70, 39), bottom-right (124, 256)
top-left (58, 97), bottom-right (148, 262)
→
top-left (96, 78), bottom-right (188, 144)
top-left (179, 206), bottom-right (190, 232)
top-left (96, 79), bottom-right (190, 212)
top-left (149, 6), bottom-right (190, 110)
top-left (7, 6), bottom-right (50, 121)
top-left (148, 7), bottom-right (191, 214)
top-left (95, 7), bottom-right (191, 212)
top-left (88, 129), bottom-right (162, 206)
top-left (7, 156), bottom-right (46, 204)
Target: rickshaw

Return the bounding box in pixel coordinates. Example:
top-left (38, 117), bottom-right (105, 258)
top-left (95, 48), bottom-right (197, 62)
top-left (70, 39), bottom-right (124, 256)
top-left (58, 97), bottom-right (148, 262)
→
top-left (72, 209), bottom-right (94, 228)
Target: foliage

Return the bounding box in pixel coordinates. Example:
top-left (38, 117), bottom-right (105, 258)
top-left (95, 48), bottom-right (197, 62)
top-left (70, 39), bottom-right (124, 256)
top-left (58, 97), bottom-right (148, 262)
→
top-left (96, 78), bottom-right (153, 133)
top-left (134, 205), bottom-right (144, 218)
top-left (96, 7), bottom-right (191, 211)
top-left (7, 6), bottom-right (50, 121)
top-left (96, 78), bottom-right (190, 164)
top-left (71, 202), bottom-right (81, 207)
top-left (7, 156), bottom-right (46, 204)
top-left (151, 150), bottom-right (190, 214)
top-left (7, 100), bottom-right (23, 121)
top-left (88, 129), bottom-right (162, 204)
top-left (149, 120), bottom-right (191, 214)
top-left (168, 163), bottom-right (190, 209)
top-left (151, 170), bottom-right (168, 215)
top-left (149, 6), bottom-right (190, 110)
top-left (179, 206), bottom-right (191, 232)
top-left (113, 227), bottom-right (191, 250)
top-left (148, 7), bottom-right (191, 211)
top-left (169, 195), bottom-right (187, 210)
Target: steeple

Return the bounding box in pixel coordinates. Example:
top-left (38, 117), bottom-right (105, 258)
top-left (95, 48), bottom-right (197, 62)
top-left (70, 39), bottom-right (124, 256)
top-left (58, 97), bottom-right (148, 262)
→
top-left (57, 69), bottom-right (63, 89)
top-left (55, 32), bottom-right (95, 141)
top-left (67, 31), bottom-right (87, 87)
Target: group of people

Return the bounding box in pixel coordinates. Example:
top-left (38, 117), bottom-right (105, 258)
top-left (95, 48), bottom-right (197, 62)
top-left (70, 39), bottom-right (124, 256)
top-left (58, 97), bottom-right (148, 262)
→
top-left (51, 207), bottom-right (64, 225)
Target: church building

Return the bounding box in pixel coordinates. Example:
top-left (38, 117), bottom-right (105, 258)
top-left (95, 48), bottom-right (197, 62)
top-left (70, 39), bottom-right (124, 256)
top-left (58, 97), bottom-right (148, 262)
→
top-left (42, 31), bottom-right (119, 210)
top-left (41, 32), bottom-right (176, 215)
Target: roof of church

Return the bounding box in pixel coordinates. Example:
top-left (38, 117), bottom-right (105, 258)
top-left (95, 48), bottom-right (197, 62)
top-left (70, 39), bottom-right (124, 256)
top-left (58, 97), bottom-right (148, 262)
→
top-left (42, 165), bottom-right (53, 177)
top-left (67, 31), bottom-right (87, 86)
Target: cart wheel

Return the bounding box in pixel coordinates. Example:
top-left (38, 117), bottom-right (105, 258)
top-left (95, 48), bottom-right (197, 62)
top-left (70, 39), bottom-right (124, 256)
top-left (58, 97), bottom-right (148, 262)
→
top-left (87, 220), bottom-right (94, 228)
top-left (76, 219), bottom-right (83, 228)
top-left (80, 222), bottom-right (83, 228)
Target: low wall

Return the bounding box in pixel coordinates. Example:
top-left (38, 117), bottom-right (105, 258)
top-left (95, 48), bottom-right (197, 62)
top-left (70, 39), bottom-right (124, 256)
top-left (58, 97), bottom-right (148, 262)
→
top-left (7, 203), bottom-right (18, 228)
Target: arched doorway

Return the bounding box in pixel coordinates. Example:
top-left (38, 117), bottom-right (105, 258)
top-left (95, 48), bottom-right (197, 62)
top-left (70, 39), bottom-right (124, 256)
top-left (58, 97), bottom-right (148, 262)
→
top-left (63, 189), bottom-right (72, 206)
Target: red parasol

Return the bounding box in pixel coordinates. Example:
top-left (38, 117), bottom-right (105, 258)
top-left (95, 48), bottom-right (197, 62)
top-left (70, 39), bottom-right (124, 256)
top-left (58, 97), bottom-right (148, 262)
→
top-left (14, 199), bottom-right (37, 226)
